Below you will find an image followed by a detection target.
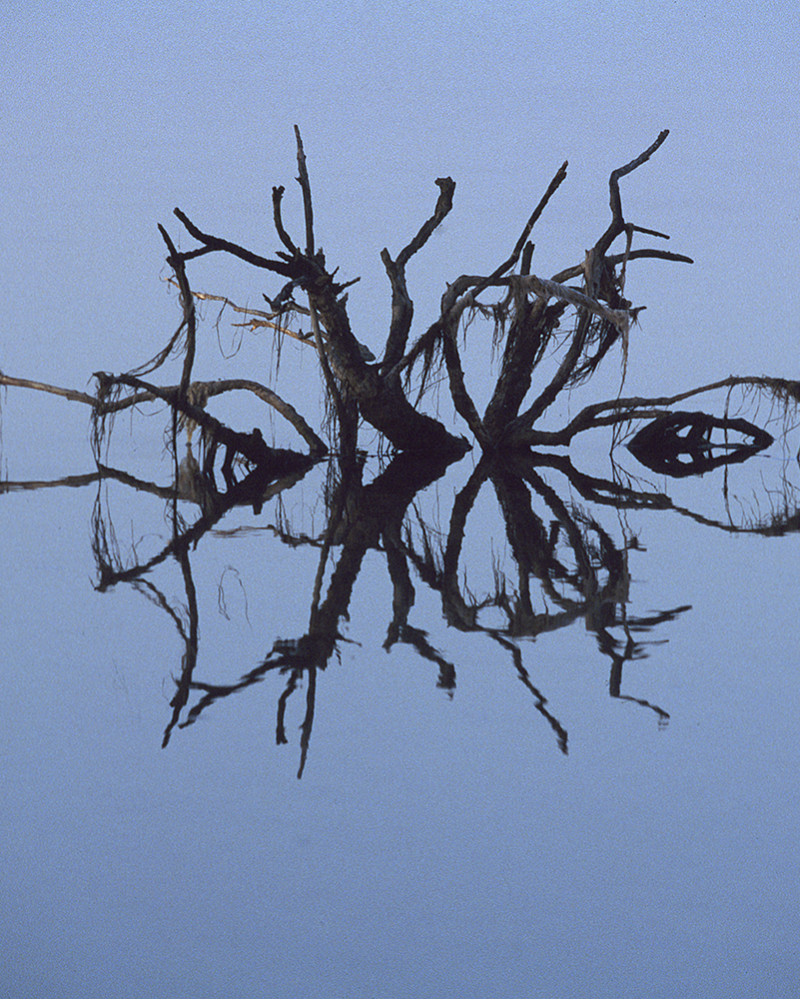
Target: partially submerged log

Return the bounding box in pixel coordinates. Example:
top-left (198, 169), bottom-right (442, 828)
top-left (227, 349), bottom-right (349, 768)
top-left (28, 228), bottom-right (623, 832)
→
top-left (627, 410), bottom-right (773, 477)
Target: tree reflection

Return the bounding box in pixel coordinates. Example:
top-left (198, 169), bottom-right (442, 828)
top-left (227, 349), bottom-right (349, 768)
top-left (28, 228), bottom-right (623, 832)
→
top-left (13, 427), bottom-right (774, 776)
top-left (405, 453), bottom-right (683, 736)
top-left (4, 392), bottom-right (798, 777)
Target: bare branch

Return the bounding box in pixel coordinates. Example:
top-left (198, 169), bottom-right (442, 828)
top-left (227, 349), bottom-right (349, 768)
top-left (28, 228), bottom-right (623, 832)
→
top-left (167, 281), bottom-right (314, 346)
top-left (381, 176), bottom-right (456, 369)
top-left (552, 247), bottom-right (693, 283)
top-left (515, 275), bottom-right (632, 331)
top-left (173, 208), bottom-right (295, 277)
top-left (506, 375), bottom-right (800, 448)
top-left (294, 125), bottom-right (315, 256)
top-left (442, 311), bottom-right (488, 447)
top-left (512, 309), bottom-right (595, 434)
top-left (486, 160), bottom-right (568, 284)
top-left (92, 375), bottom-right (327, 455)
top-left (158, 224), bottom-right (195, 395)
top-left (596, 129), bottom-right (670, 257)
top-left (0, 374), bottom-right (97, 406)
top-left (396, 176), bottom-right (456, 269)
top-left (271, 185), bottom-right (300, 256)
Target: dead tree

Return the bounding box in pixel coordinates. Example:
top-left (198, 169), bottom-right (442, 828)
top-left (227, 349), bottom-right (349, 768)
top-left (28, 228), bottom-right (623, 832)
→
top-left (162, 128), bottom-right (787, 463)
top-left (404, 130), bottom-right (694, 450)
top-left (3, 127), bottom-right (793, 476)
top-left (170, 127), bottom-right (469, 457)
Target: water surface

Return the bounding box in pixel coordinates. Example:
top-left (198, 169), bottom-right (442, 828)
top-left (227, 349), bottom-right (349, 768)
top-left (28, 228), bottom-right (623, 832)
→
top-left (2, 410), bottom-right (799, 998)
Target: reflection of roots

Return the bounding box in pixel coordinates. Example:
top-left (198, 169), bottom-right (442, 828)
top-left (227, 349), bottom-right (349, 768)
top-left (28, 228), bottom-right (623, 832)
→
top-left (176, 442), bottom-right (218, 515)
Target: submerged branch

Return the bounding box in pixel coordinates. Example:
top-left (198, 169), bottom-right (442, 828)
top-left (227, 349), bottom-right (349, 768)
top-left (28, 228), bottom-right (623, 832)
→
top-left (510, 375), bottom-right (800, 447)
top-left (92, 372), bottom-right (327, 457)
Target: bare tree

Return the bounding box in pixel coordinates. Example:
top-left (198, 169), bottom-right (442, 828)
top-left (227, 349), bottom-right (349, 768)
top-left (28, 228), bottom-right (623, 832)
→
top-left (161, 128), bottom-right (792, 464)
top-left (3, 127), bottom-right (794, 478)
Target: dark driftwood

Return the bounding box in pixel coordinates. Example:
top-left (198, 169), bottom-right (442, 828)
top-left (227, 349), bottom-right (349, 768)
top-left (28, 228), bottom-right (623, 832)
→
top-left (172, 131), bottom-right (469, 457)
top-left (167, 130), bottom-right (696, 457)
top-left (93, 372), bottom-right (319, 485)
top-left (4, 128), bottom-right (789, 481)
top-left (627, 410), bottom-right (773, 476)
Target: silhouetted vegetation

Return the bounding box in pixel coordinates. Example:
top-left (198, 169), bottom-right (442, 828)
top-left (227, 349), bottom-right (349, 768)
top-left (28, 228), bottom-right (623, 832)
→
top-left (3, 129), bottom-right (799, 774)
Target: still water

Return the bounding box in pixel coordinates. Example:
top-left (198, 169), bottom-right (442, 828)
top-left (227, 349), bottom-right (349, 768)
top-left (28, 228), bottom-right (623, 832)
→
top-left (2, 390), bottom-right (799, 999)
